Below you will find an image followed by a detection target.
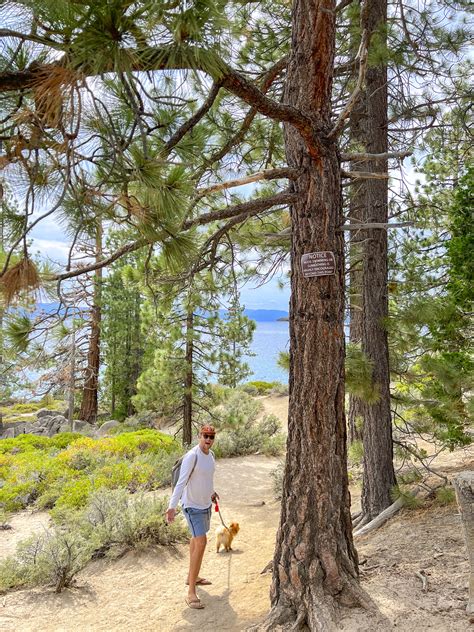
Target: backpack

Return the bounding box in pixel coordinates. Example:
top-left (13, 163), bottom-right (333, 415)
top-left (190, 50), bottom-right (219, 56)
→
top-left (171, 452), bottom-right (198, 491)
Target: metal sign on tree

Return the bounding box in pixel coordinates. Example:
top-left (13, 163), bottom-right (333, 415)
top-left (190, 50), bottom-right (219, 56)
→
top-left (301, 251), bottom-right (336, 277)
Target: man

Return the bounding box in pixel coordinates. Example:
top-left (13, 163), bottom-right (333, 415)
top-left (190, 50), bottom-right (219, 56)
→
top-left (166, 424), bottom-right (218, 610)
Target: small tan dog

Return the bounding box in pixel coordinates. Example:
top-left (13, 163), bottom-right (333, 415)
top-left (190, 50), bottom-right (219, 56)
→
top-left (216, 522), bottom-right (240, 553)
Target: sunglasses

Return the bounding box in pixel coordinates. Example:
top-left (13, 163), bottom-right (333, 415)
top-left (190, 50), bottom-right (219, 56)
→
top-left (203, 433), bottom-right (215, 440)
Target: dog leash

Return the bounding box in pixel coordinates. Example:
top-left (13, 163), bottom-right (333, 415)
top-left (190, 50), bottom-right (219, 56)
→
top-left (214, 499), bottom-right (229, 530)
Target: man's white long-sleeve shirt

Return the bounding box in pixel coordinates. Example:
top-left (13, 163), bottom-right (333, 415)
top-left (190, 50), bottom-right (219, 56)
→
top-left (168, 445), bottom-right (215, 510)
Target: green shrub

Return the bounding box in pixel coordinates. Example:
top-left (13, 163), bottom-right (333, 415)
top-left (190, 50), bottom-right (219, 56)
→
top-left (270, 382), bottom-right (289, 396)
top-left (0, 487), bottom-right (188, 595)
top-left (0, 556), bottom-right (26, 592)
top-left (84, 488), bottom-right (189, 553)
top-left (214, 425), bottom-right (285, 458)
top-left (132, 449), bottom-right (183, 488)
top-left (240, 384), bottom-right (259, 396)
top-left (270, 461), bottom-right (285, 500)
top-left (0, 481), bottom-right (39, 512)
top-left (0, 509), bottom-right (12, 530)
top-left (0, 430), bottom-right (180, 514)
top-left (242, 381), bottom-right (278, 395)
top-left (213, 390), bottom-right (263, 430)
top-left (0, 529), bottom-right (95, 593)
top-left (22, 531), bottom-right (94, 592)
top-left (262, 434), bottom-right (286, 456)
top-left (434, 485), bottom-right (456, 506)
top-left (390, 485), bottom-right (422, 509)
top-left (258, 414), bottom-right (281, 437)
top-left (54, 478), bottom-right (93, 509)
top-left (348, 440), bottom-right (364, 466)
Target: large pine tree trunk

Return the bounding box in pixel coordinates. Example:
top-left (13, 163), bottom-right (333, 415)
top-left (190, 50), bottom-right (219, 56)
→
top-left (360, 0), bottom-right (396, 521)
top-left (261, 1), bottom-right (366, 628)
top-left (348, 43), bottom-right (367, 444)
top-left (79, 226), bottom-right (102, 424)
top-left (182, 308), bottom-right (194, 447)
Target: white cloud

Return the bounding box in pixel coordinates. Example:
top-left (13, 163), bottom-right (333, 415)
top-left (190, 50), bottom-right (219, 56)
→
top-left (31, 238), bottom-right (71, 265)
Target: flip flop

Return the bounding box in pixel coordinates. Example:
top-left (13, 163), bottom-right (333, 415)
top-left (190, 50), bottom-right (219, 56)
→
top-left (185, 578), bottom-right (212, 585)
top-left (185, 598), bottom-right (205, 609)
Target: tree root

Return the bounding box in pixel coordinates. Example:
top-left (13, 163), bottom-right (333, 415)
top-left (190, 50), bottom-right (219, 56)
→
top-left (247, 604), bottom-right (297, 631)
top-left (353, 497), bottom-right (405, 538)
top-left (352, 512), bottom-right (369, 529)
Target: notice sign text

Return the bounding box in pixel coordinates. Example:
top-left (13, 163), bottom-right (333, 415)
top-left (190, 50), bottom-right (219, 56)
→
top-left (301, 251), bottom-right (336, 278)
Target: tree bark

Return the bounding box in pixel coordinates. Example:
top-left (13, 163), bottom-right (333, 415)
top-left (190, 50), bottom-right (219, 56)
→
top-left (360, 0), bottom-right (396, 520)
top-left (260, 1), bottom-right (366, 628)
top-left (79, 225), bottom-right (103, 424)
top-left (347, 12), bottom-right (367, 445)
top-left (182, 307), bottom-right (194, 447)
top-left (453, 472), bottom-right (474, 614)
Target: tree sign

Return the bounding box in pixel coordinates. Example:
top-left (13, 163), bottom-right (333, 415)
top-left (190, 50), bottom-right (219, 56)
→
top-left (301, 251), bottom-right (335, 277)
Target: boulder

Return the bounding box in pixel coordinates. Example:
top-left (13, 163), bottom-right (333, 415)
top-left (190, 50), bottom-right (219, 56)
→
top-left (45, 415), bottom-right (66, 429)
top-left (1, 428), bottom-right (15, 439)
top-left (97, 420), bottom-right (120, 437)
top-left (13, 423), bottom-right (30, 436)
top-left (73, 420), bottom-right (90, 431)
top-left (36, 409), bottom-right (57, 420)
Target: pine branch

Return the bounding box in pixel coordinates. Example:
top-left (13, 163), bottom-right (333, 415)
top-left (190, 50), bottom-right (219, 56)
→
top-left (341, 170), bottom-right (389, 180)
top-left (182, 190), bottom-right (297, 230)
top-left (338, 222), bottom-right (414, 231)
top-left (0, 28), bottom-right (64, 49)
top-left (329, 1), bottom-right (370, 138)
top-left (162, 81), bottom-right (222, 156)
top-left (198, 57), bottom-right (288, 176)
top-left (196, 167), bottom-right (301, 198)
top-left (0, 46), bottom-right (310, 136)
top-left (341, 151), bottom-right (412, 162)
top-left (52, 192), bottom-right (296, 281)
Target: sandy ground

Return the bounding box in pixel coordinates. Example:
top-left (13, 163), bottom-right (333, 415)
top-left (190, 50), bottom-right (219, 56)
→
top-left (0, 395), bottom-right (473, 631)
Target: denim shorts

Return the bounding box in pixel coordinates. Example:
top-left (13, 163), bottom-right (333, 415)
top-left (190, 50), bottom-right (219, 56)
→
top-left (183, 505), bottom-right (212, 537)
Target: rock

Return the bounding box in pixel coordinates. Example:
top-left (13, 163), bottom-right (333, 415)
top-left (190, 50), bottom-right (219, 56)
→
top-left (1, 428), bottom-right (15, 439)
top-left (36, 409), bottom-right (57, 420)
top-left (97, 420), bottom-right (120, 436)
top-left (13, 423), bottom-right (30, 436)
top-left (2, 422), bottom-right (21, 431)
top-left (45, 415), bottom-right (66, 430)
top-left (73, 420), bottom-right (90, 431)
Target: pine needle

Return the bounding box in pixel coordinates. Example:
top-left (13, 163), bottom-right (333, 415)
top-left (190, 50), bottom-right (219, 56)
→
top-left (1, 258), bottom-right (41, 305)
top-left (32, 66), bottom-right (77, 129)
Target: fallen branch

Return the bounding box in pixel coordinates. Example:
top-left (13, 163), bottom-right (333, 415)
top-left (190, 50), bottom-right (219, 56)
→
top-left (353, 498), bottom-right (404, 538)
top-left (354, 487), bottom-right (424, 538)
top-left (415, 569), bottom-right (428, 592)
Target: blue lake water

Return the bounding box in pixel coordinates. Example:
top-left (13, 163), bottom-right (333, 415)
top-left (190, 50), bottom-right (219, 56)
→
top-left (246, 320), bottom-right (289, 383)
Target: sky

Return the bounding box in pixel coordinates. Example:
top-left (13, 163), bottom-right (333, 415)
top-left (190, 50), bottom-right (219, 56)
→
top-left (29, 217), bottom-right (291, 311)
